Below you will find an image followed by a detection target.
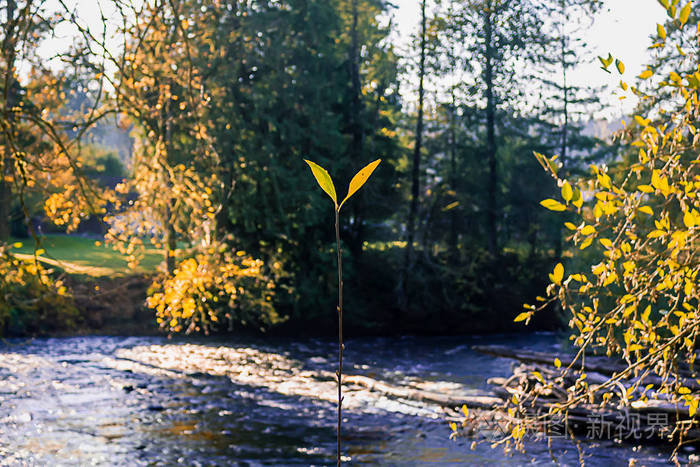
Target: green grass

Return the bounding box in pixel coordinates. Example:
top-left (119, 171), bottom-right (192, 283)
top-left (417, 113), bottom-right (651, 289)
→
top-left (9, 235), bottom-right (163, 277)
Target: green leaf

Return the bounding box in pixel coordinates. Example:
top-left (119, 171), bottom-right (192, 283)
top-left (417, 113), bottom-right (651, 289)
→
top-left (304, 159), bottom-right (337, 206)
top-left (540, 199), bottom-right (567, 211)
top-left (339, 159), bottom-right (381, 209)
top-left (680, 2), bottom-right (691, 26)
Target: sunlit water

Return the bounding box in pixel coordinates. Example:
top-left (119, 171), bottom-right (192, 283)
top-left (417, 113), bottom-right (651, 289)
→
top-left (0, 334), bottom-right (688, 466)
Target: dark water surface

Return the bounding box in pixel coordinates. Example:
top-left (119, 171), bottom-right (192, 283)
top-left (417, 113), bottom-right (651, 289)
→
top-left (0, 334), bottom-right (685, 466)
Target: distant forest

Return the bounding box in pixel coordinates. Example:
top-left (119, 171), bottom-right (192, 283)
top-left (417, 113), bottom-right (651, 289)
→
top-left (1, 0), bottom-right (618, 335)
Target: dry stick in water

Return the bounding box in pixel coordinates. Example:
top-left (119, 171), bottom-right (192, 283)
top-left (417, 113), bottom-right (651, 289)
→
top-left (304, 158), bottom-right (381, 466)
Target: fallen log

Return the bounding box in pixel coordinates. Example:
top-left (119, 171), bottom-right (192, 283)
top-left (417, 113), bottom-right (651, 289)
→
top-left (473, 345), bottom-right (628, 376)
top-left (473, 345), bottom-right (700, 391)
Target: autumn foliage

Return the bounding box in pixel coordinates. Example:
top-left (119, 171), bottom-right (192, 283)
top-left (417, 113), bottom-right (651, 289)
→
top-left (501, 2), bottom-right (699, 450)
top-left (146, 244), bottom-right (280, 334)
top-left (0, 245), bottom-right (77, 335)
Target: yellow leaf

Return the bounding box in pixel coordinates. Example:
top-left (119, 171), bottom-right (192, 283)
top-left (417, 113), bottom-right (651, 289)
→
top-left (599, 238), bottom-right (613, 249)
top-left (598, 53), bottom-right (613, 69)
top-left (615, 59), bottom-right (625, 74)
top-left (603, 272), bottom-right (618, 287)
top-left (580, 237), bottom-right (593, 250)
top-left (532, 371), bottom-right (544, 383)
top-left (639, 69), bottom-right (653, 79)
top-left (304, 159), bottom-right (337, 205)
top-left (339, 159), bottom-right (381, 209)
top-left (621, 294), bottom-right (635, 304)
top-left (680, 2), bottom-right (691, 26)
top-left (540, 199), bottom-right (567, 211)
top-left (638, 206), bottom-right (654, 215)
top-left (442, 201), bottom-right (459, 211)
top-left (12, 242), bottom-right (22, 248)
top-left (450, 422), bottom-right (457, 432)
top-left (657, 23), bottom-right (667, 39)
top-left (572, 188), bottom-right (583, 208)
top-left (554, 358), bottom-right (561, 368)
top-left (461, 404), bottom-right (469, 418)
top-left (514, 312), bottom-right (531, 323)
top-left (581, 225), bottom-right (596, 236)
top-left (35, 249), bottom-right (45, 256)
top-left (684, 211), bottom-right (696, 228)
top-left (550, 263), bottom-right (564, 285)
top-left (637, 185), bottom-right (654, 193)
top-left (634, 115), bottom-right (651, 127)
top-left (561, 182), bottom-right (573, 203)
top-left (592, 263), bottom-right (606, 276)
top-left (564, 222), bottom-right (577, 230)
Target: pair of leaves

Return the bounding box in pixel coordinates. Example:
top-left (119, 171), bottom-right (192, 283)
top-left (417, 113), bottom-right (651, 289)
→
top-left (305, 159), bottom-right (381, 210)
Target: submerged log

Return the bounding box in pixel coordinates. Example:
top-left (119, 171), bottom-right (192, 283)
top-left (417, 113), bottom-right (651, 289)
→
top-left (313, 372), bottom-right (503, 410)
top-left (343, 374), bottom-right (503, 410)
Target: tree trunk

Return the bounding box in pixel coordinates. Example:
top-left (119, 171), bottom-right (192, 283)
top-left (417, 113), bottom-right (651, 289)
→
top-left (448, 86), bottom-right (458, 257)
top-left (347, 0), bottom-right (366, 260)
top-left (401, 0), bottom-right (426, 304)
top-left (164, 96), bottom-right (176, 275)
top-left (0, 0), bottom-right (17, 242)
top-left (555, 1), bottom-right (569, 260)
top-left (484, 0), bottom-right (498, 255)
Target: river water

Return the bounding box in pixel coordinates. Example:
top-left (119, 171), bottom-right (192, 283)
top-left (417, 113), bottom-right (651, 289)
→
top-left (0, 334), bottom-right (687, 466)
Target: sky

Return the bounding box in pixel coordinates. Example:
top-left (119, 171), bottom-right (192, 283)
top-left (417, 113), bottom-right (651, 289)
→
top-left (391, 0), bottom-right (666, 119)
top-left (33, 0), bottom-right (666, 120)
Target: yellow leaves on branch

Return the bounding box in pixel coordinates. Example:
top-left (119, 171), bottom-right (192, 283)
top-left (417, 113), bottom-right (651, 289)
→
top-left (522, 38), bottom-right (700, 427)
top-left (147, 247), bottom-right (280, 334)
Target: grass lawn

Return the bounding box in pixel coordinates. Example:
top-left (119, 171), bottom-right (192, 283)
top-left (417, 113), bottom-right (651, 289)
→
top-left (10, 235), bottom-right (163, 277)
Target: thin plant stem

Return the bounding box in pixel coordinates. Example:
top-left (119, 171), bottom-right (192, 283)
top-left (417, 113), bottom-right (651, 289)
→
top-left (335, 207), bottom-right (344, 466)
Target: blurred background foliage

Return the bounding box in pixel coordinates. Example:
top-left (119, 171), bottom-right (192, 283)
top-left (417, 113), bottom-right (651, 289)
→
top-left (0, 0), bottom-right (620, 336)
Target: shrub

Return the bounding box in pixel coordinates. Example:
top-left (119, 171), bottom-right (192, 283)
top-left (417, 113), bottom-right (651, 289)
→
top-left (0, 245), bottom-right (79, 336)
top-left (146, 243), bottom-right (281, 334)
